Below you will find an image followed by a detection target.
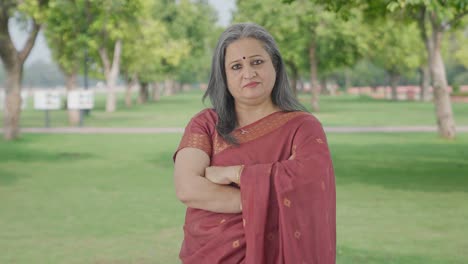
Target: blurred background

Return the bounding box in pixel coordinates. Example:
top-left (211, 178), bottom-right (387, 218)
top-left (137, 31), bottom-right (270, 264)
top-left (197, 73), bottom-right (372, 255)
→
top-left (0, 0), bottom-right (467, 263)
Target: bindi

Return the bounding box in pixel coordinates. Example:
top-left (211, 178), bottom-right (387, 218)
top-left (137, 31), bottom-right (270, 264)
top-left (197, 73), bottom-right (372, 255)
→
top-left (242, 56), bottom-right (246, 60)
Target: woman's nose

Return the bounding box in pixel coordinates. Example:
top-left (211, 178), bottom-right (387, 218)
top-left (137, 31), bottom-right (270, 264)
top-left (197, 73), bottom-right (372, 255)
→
top-left (242, 65), bottom-right (256, 79)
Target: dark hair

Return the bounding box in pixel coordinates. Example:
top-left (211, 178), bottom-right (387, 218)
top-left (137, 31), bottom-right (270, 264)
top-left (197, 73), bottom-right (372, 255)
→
top-left (203, 23), bottom-right (307, 144)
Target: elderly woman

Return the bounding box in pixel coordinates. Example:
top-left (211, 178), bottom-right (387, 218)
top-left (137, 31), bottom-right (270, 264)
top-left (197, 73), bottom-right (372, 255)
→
top-left (173, 23), bottom-right (336, 264)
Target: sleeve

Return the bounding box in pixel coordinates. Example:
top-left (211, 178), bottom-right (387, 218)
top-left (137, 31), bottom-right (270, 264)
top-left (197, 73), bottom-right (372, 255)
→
top-left (173, 110), bottom-right (214, 162)
top-left (240, 117), bottom-right (336, 264)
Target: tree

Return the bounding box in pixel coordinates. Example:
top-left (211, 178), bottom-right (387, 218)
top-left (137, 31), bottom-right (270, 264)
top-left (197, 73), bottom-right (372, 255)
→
top-left (44, 0), bottom-right (88, 125)
top-left (171, 0), bottom-right (220, 86)
top-left (0, 0), bottom-right (49, 140)
top-left (311, 0), bottom-right (468, 138)
top-left (367, 19), bottom-right (422, 100)
top-left (86, 0), bottom-right (142, 112)
top-left (120, 0), bottom-right (190, 104)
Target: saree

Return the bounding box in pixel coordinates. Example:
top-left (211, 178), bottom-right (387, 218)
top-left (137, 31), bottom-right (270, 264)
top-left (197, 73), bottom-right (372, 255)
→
top-left (174, 109), bottom-right (336, 264)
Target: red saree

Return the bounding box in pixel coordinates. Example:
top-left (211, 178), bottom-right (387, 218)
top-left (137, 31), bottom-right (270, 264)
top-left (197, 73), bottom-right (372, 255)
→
top-left (174, 109), bottom-right (336, 264)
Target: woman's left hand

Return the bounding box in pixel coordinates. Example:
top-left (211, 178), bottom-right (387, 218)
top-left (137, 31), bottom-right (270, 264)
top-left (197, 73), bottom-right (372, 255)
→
top-left (205, 165), bottom-right (241, 185)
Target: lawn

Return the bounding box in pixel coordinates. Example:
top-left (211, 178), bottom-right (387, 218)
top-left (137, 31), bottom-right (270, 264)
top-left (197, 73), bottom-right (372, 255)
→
top-left (1, 133), bottom-right (467, 263)
top-left (8, 89), bottom-right (468, 128)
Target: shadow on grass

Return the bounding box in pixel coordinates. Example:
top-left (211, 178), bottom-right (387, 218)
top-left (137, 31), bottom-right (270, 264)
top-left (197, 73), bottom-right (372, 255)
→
top-left (0, 168), bottom-right (26, 186)
top-left (331, 140), bottom-right (468, 193)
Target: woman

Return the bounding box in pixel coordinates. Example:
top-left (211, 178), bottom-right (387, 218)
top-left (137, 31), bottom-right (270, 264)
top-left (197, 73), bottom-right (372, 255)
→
top-left (173, 23), bottom-right (336, 264)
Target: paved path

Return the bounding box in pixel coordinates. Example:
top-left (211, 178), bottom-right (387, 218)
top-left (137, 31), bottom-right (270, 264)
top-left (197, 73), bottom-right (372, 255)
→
top-left (2, 126), bottom-right (467, 134)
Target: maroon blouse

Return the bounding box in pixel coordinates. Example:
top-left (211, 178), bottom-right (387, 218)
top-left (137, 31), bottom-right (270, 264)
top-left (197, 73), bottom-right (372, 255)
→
top-left (174, 109), bottom-right (336, 264)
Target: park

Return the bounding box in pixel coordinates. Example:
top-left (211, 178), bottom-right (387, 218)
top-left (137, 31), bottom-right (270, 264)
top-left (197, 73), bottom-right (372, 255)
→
top-left (1, 0), bottom-right (468, 263)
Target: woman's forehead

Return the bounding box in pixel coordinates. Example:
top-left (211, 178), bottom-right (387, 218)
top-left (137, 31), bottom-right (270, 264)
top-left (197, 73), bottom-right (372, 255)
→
top-left (225, 38), bottom-right (267, 63)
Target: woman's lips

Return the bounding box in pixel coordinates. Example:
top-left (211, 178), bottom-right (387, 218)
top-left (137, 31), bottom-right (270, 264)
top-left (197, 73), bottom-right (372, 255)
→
top-left (243, 82), bottom-right (260, 88)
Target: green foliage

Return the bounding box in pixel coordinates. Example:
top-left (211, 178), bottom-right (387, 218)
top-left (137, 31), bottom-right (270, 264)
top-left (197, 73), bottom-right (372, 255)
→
top-left (44, 0), bottom-right (87, 75)
top-left (163, 0), bottom-right (220, 83)
top-left (367, 19), bottom-right (423, 77)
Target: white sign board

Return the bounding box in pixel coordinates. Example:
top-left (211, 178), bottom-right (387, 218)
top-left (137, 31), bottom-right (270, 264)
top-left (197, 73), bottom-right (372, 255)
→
top-left (21, 91), bottom-right (28, 109)
top-left (68, 90), bottom-right (94, 110)
top-left (34, 90), bottom-right (62, 110)
top-left (0, 90), bottom-right (28, 110)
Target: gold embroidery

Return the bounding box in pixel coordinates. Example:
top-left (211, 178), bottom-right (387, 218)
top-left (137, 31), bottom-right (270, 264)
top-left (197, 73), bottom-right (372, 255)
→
top-left (316, 138), bottom-right (324, 144)
top-left (213, 111), bottom-right (308, 155)
top-left (232, 240), bottom-right (240, 248)
top-left (179, 133), bottom-right (212, 156)
top-left (220, 219), bottom-right (226, 224)
top-left (294, 230), bottom-right (301, 239)
top-left (283, 198), bottom-right (291, 208)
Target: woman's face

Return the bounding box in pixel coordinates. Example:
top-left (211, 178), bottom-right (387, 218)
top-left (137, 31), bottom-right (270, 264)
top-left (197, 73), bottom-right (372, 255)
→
top-left (224, 38), bottom-right (276, 107)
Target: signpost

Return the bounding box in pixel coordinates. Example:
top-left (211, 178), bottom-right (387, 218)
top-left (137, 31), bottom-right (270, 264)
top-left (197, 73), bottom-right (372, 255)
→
top-left (67, 90), bottom-right (94, 126)
top-left (34, 90), bottom-right (62, 127)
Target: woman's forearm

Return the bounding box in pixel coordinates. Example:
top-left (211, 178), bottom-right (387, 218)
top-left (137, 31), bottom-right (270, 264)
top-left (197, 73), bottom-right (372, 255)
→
top-left (176, 173), bottom-right (242, 213)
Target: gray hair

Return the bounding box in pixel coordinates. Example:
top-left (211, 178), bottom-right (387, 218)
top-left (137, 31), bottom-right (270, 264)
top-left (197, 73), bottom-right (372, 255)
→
top-left (203, 23), bottom-right (307, 144)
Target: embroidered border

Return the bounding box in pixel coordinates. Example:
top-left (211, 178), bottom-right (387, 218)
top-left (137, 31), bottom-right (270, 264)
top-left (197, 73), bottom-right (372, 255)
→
top-left (213, 111), bottom-right (308, 155)
top-left (179, 133), bottom-right (212, 157)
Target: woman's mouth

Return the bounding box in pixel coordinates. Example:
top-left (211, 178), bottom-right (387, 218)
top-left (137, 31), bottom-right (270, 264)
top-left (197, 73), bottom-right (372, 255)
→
top-left (243, 82), bottom-right (260, 88)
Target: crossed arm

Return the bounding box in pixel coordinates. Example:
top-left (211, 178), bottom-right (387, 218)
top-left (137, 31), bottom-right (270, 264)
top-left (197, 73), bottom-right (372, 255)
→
top-left (173, 148), bottom-right (243, 213)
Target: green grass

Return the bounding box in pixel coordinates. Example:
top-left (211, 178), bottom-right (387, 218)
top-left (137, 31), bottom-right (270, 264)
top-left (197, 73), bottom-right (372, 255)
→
top-left (8, 90), bottom-right (468, 128)
top-left (1, 133), bottom-right (467, 263)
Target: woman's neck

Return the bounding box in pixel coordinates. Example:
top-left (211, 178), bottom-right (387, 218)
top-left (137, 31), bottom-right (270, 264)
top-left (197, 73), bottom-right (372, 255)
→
top-left (235, 101), bottom-right (280, 128)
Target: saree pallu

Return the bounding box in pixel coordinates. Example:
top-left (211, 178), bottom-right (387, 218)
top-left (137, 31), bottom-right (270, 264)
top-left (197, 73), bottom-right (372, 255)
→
top-left (174, 109), bottom-right (336, 264)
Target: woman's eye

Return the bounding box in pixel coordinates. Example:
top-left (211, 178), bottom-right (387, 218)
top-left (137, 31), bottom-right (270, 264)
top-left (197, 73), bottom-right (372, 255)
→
top-left (231, 64), bottom-right (241, 70)
top-left (252, 59), bottom-right (263, 65)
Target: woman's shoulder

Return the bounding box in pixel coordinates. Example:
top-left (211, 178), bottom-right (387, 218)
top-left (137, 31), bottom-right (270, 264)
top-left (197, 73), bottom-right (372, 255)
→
top-left (192, 108), bottom-right (218, 123)
top-left (187, 108), bottom-right (218, 134)
top-left (285, 111), bottom-right (321, 125)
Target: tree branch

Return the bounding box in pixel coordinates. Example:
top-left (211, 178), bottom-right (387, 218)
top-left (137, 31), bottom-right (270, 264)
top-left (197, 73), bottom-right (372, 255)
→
top-left (18, 20), bottom-right (41, 63)
top-left (99, 46), bottom-right (111, 77)
top-left (442, 9), bottom-right (468, 30)
top-left (111, 39), bottom-right (122, 73)
top-left (0, 6), bottom-right (17, 69)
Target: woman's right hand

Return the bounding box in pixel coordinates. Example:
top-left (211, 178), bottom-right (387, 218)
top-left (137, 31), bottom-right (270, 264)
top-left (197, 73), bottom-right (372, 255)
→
top-left (205, 165), bottom-right (242, 185)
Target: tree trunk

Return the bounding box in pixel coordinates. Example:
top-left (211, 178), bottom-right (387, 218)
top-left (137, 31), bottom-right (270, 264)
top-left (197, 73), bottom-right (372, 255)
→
top-left (344, 68), bottom-right (351, 91)
top-left (389, 71), bottom-right (400, 101)
top-left (65, 72), bottom-right (80, 126)
top-left (99, 39), bottom-right (122, 113)
top-left (320, 78), bottom-right (327, 95)
top-left (0, 15), bottom-right (41, 140)
top-left (174, 81), bottom-right (181, 94)
top-left (417, 8), bottom-right (455, 139)
top-left (419, 65), bottom-right (431, 101)
top-left (3, 65), bottom-right (22, 139)
top-left (430, 28), bottom-right (456, 139)
top-left (309, 41), bottom-right (320, 112)
top-left (288, 61), bottom-right (298, 96)
top-left (138, 82), bottom-right (149, 104)
top-left (164, 79), bottom-right (174, 96)
top-left (152, 82), bottom-right (160, 102)
top-left (125, 74), bottom-right (137, 107)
